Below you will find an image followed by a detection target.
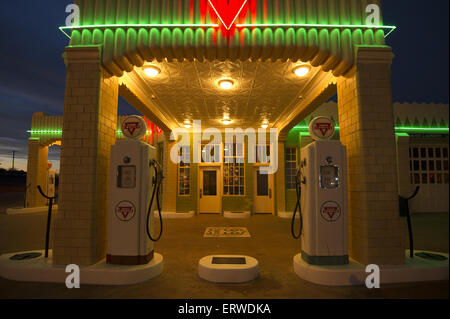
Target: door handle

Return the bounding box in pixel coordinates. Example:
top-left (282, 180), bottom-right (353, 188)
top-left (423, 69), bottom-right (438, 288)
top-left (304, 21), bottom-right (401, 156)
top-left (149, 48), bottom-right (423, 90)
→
top-left (200, 189), bottom-right (202, 198)
top-left (269, 188), bottom-right (272, 199)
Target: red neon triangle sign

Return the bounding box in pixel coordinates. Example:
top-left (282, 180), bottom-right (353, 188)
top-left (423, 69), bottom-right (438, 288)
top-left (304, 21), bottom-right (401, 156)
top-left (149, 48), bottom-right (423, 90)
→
top-left (208, 0), bottom-right (249, 30)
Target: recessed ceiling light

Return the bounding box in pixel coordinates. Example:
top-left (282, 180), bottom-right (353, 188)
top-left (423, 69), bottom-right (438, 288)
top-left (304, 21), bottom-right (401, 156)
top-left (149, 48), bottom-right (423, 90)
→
top-left (183, 120), bottom-right (192, 129)
top-left (218, 79), bottom-right (234, 90)
top-left (293, 65), bottom-right (311, 77)
top-left (143, 65), bottom-right (161, 77)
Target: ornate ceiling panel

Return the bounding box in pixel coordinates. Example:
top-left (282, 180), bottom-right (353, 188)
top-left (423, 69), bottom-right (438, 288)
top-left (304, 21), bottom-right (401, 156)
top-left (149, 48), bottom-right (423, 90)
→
top-left (124, 59), bottom-right (324, 130)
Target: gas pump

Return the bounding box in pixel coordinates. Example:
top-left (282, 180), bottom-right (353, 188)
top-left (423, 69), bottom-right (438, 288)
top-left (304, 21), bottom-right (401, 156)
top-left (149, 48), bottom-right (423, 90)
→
top-left (291, 117), bottom-right (348, 265)
top-left (107, 116), bottom-right (163, 265)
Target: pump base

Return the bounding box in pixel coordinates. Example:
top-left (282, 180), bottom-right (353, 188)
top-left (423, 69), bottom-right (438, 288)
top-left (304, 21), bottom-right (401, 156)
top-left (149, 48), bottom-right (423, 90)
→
top-left (293, 250), bottom-right (449, 286)
top-left (0, 250), bottom-right (163, 285)
top-left (107, 250), bottom-right (154, 265)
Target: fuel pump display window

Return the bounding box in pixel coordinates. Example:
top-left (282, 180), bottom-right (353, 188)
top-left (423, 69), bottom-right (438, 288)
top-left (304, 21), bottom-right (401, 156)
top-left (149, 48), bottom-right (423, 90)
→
top-left (117, 165), bottom-right (136, 188)
top-left (320, 165), bottom-right (339, 189)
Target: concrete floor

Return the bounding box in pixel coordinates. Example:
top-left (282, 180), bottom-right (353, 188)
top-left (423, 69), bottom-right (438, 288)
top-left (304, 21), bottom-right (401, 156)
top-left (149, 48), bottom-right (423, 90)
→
top-left (0, 192), bottom-right (448, 299)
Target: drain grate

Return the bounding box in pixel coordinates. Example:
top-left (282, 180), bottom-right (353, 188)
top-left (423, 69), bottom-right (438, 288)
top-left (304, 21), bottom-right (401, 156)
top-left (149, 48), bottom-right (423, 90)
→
top-left (204, 227), bottom-right (251, 238)
top-left (415, 252), bottom-right (448, 261)
top-left (10, 252), bottom-right (42, 260)
top-left (212, 257), bottom-right (247, 264)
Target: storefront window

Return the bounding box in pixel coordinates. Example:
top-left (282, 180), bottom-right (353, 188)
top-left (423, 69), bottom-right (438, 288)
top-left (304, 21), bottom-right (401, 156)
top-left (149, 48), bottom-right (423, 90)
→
top-left (410, 145), bottom-right (449, 185)
top-left (223, 143), bottom-right (244, 196)
top-left (201, 144), bottom-right (220, 163)
top-left (285, 147), bottom-right (297, 189)
top-left (255, 144), bottom-right (271, 163)
top-left (178, 146), bottom-right (190, 195)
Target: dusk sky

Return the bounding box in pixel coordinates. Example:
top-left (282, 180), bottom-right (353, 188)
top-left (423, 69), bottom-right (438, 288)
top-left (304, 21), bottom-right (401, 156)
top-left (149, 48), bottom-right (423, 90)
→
top-left (0, 0), bottom-right (448, 172)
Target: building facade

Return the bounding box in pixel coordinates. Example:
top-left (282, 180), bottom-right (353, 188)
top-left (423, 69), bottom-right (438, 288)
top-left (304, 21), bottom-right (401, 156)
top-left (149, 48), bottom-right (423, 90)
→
top-left (25, 0), bottom-right (449, 267)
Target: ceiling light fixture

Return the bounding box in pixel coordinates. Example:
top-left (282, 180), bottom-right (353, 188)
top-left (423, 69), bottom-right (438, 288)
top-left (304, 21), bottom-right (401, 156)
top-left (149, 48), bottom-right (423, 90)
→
top-left (218, 79), bottom-right (234, 90)
top-left (293, 65), bottom-right (311, 77)
top-left (143, 65), bottom-right (161, 77)
top-left (183, 120), bottom-right (192, 129)
top-left (221, 119), bottom-right (233, 125)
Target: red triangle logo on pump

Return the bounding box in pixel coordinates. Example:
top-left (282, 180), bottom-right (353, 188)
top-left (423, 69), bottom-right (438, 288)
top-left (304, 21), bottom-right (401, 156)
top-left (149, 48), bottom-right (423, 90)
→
top-left (208, 0), bottom-right (249, 30)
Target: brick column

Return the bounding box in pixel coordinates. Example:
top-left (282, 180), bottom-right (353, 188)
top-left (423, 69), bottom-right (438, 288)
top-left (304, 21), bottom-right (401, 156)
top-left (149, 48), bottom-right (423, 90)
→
top-left (52, 46), bottom-right (119, 265)
top-left (396, 135), bottom-right (412, 197)
top-left (276, 141), bottom-right (286, 214)
top-left (26, 139), bottom-right (48, 207)
top-left (337, 46), bottom-right (405, 265)
top-left (162, 135), bottom-right (177, 212)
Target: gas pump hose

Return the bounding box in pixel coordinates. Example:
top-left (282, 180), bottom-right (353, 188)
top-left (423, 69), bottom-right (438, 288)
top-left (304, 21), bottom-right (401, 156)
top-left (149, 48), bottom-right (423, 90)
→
top-left (146, 160), bottom-right (164, 242)
top-left (291, 169), bottom-right (303, 239)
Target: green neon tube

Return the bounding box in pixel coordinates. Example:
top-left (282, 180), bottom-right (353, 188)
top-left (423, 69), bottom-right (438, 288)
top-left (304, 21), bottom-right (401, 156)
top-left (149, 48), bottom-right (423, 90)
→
top-left (59, 24), bottom-right (220, 38)
top-left (293, 126), bottom-right (449, 134)
top-left (59, 23), bottom-right (396, 39)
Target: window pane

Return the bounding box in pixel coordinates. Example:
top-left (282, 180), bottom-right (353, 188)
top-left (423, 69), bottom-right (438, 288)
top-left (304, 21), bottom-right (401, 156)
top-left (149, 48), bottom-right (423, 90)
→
top-left (203, 171), bottom-right (217, 196)
top-left (444, 160), bottom-right (449, 171)
top-left (413, 148), bottom-right (419, 158)
top-left (444, 148), bottom-right (449, 158)
top-left (437, 174), bottom-right (443, 184)
top-left (428, 148), bottom-right (434, 158)
top-left (256, 171), bottom-right (269, 196)
top-left (429, 173), bottom-right (435, 184)
top-left (429, 161), bottom-right (435, 171)
top-left (420, 148), bottom-right (426, 158)
top-left (435, 148), bottom-right (441, 158)
top-left (413, 161), bottom-right (420, 171)
top-left (285, 147), bottom-right (297, 190)
top-left (421, 160), bottom-right (427, 171)
top-left (223, 143), bottom-right (244, 195)
top-left (414, 173), bottom-right (420, 184)
top-left (444, 173), bottom-right (449, 184)
top-left (421, 173), bottom-right (428, 184)
top-left (436, 161), bottom-right (442, 171)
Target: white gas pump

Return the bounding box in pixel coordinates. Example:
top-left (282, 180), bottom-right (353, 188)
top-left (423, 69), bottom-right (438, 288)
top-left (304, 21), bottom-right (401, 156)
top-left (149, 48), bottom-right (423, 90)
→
top-left (291, 117), bottom-right (348, 265)
top-left (107, 116), bottom-right (163, 265)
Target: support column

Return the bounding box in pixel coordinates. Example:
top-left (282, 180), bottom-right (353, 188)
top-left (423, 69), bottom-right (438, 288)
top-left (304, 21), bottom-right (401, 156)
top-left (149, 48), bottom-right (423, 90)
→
top-left (337, 46), bottom-right (405, 265)
top-left (26, 139), bottom-right (48, 207)
top-left (162, 134), bottom-right (177, 213)
top-left (396, 135), bottom-right (412, 197)
top-left (276, 140), bottom-right (286, 214)
top-left (52, 46), bottom-right (119, 266)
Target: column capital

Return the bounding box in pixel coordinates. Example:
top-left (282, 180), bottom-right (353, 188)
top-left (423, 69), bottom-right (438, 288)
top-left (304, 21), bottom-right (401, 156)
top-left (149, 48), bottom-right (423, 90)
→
top-left (63, 45), bottom-right (102, 65)
top-left (355, 45), bottom-right (393, 65)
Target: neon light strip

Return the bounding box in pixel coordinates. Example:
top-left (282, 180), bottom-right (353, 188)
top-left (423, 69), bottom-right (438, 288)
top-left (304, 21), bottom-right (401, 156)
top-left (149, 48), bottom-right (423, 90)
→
top-left (28, 130), bottom-right (153, 135)
top-left (59, 24), bottom-right (220, 39)
top-left (236, 23), bottom-right (397, 38)
top-left (30, 127), bottom-right (448, 135)
top-left (395, 127), bottom-right (449, 133)
top-left (59, 23), bottom-right (396, 39)
top-left (293, 126), bottom-right (449, 133)
top-left (207, 0), bottom-right (249, 30)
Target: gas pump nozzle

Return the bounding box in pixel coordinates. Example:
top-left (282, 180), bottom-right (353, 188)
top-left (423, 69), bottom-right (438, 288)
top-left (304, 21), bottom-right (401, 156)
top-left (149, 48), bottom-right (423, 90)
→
top-left (291, 166), bottom-right (303, 239)
top-left (147, 159), bottom-right (164, 242)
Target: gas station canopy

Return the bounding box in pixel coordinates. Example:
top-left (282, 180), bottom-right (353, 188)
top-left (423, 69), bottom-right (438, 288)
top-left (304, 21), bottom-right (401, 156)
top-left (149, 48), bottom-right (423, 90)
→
top-left (63, 0), bottom-right (392, 77)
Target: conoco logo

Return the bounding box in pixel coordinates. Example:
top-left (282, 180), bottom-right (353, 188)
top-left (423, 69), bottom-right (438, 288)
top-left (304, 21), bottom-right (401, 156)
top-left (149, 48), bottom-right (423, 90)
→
top-left (314, 122), bottom-right (333, 136)
top-left (115, 201), bottom-right (136, 222)
top-left (320, 201), bottom-right (341, 222)
top-left (123, 122), bottom-right (141, 136)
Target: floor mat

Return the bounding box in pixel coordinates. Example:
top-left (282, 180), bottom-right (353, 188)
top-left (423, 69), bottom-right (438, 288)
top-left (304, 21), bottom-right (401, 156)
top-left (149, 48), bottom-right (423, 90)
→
top-left (204, 226), bottom-right (251, 238)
